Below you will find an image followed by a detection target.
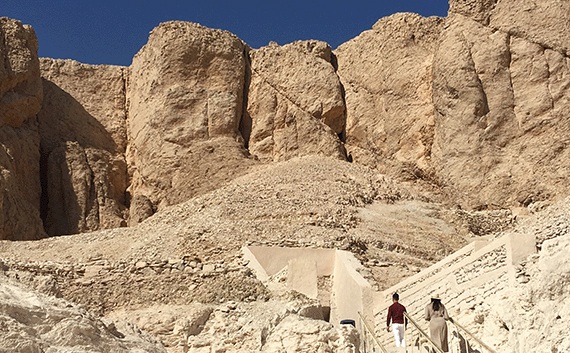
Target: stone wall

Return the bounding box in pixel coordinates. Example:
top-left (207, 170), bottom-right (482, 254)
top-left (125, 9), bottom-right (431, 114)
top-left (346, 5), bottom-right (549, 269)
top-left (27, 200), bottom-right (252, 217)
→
top-left (243, 246), bottom-right (373, 333)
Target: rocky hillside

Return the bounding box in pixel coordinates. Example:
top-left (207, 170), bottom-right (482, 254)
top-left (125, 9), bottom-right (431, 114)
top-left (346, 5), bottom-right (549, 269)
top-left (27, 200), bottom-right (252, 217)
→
top-left (1, 0), bottom-right (570, 241)
top-left (0, 0), bottom-right (569, 351)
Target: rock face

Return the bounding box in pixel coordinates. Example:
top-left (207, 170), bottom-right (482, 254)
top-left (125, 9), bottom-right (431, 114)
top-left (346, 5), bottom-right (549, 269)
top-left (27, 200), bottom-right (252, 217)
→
top-left (0, 280), bottom-right (166, 352)
top-left (247, 40), bottom-right (347, 162)
top-left (335, 13), bottom-right (444, 172)
top-left (431, 1), bottom-right (570, 208)
top-left (1, 0), bottom-right (569, 240)
top-left (335, 1), bottom-right (570, 209)
top-left (450, 0), bottom-right (570, 56)
top-left (2, 6), bottom-right (570, 353)
top-left (0, 18), bottom-right (45, 240)
top-left (0, 17), bottom-right (42, 127)
top-left (39, 58), bottom-right (128, 236)
top-left (127, 21), bottom-right (257, 211)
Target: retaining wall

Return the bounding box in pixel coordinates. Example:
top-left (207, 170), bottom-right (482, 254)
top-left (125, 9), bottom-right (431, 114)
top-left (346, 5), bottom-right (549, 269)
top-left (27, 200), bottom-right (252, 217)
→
top-left (243, 246), bottom-right (373, 331)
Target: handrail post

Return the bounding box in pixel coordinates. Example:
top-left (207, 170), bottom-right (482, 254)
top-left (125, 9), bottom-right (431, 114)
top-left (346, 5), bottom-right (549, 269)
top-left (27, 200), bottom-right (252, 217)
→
top-left (357, 312), bottom-right (389, 353)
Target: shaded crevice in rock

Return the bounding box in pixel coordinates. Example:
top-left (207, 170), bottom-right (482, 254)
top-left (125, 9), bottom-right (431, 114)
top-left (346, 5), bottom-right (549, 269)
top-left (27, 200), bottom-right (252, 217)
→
top-left (38, 59), bottom-right (129, 236)
top-left (335, 13), bottom-right (444, 174)
top-left (39, 148), bottom-right (50, 229)
top-left (0, 28), bottom-right (8, 72)
top-left (334, 53), bottom-right (348, 145)
top-left (83, 152), bottom-right (100, 233)
top-left (239, 47), bottom-right (253, 149)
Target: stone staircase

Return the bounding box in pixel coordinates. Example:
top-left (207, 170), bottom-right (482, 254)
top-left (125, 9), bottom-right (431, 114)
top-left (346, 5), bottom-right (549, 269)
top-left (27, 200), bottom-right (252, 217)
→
top-left (361, 230), bottom-right (536, 353)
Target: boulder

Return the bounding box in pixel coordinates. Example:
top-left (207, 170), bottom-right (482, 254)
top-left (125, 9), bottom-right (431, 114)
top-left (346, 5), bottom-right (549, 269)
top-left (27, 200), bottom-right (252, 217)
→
top-left (247, 40), bottom-right (346, 162)
top-left (39, 58), bottom-right (128, 235)
top-left (127, 21), bottom-right (256, 210)
top-left (335, 13), bottom-right (444, 172)
top-left (0, 18), bottom-right (45, 240)
top-left (261, 315), bottom-right (359, 353)
top-left (107, 304), bottom-right (213, 350)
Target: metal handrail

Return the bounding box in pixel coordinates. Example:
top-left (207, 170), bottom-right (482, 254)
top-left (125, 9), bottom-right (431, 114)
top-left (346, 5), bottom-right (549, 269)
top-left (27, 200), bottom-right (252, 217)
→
top-left (403, 311), bottom-right (445, 353)
top-left (450, 319), bottom-right (497, 353)
top-left (357, 311), bottom-right (389, 353)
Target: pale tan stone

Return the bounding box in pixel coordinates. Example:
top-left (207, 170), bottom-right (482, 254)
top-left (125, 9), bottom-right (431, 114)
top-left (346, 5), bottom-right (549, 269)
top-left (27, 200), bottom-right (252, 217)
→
top-left (0, 18), bottom-right (44, 240)
top-left (127, 21), bottom-right (256, 210)
top-left (247, 40), bottom-right (346, 162)
top-left (0, 118), bottom-right (44, 240)
top-left (335, 13), bottom-right (444, 172)
top-left (0, 17), bottom-right (42, 127)
top-left (432, 12), bottom-right (570, 208)
top-left (0, 281), bottom-right (166, 352)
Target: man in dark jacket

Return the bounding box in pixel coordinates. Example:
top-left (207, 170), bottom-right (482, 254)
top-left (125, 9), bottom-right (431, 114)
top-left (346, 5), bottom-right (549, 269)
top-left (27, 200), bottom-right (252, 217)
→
top-left (387, 292), bottom-right (407, 347)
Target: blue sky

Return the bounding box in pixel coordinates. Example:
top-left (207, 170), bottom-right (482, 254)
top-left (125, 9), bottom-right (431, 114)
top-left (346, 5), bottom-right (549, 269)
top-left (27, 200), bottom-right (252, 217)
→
top-left (4, 1), bottom-right (449, 66)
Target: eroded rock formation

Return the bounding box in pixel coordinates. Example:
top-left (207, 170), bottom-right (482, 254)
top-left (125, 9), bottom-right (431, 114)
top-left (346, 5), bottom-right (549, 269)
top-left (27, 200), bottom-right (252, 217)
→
top-left (39, 58), bottom-right (129, 235)
top-left (0, 18), bottom-right (44, 240)
top-left (0, 17), bottom-right (42, 126)
top-left (335, 1), bottom-right (570, 209)
top-left (0, 1), bottom-right (569, 351)
top-left (1, 0), bottom-right (570, 233)
top-left (126, 21), bottom-right (257, 211)
top-left (247, 40), bottom-right (346, 162)
top-left (335, 13), bottom-right (444, 172)
top-left (431, 2), bottom-right (570, 208)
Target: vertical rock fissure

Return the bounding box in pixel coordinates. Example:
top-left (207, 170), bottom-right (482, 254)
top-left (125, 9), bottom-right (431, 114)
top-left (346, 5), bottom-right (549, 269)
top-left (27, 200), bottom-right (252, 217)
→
top-left (38, 147), bottom-right (50, 233)
top-left (0, 25), bottom-right (10, 75)
top-left (79, 150), bottom-right (99, 234)
top-left (239, 47), bottom-right (252, 149)
top-left (120, 67), bottom-right (132, 209)
top-left (335, 68), bottom-right (348, 144)
top-left (542, 48), bottom-right (556, 109)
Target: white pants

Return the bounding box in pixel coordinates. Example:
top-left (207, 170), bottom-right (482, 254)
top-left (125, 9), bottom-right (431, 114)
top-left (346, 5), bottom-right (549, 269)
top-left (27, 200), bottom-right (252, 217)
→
top-left (392, 323), bottom-right (406, 347)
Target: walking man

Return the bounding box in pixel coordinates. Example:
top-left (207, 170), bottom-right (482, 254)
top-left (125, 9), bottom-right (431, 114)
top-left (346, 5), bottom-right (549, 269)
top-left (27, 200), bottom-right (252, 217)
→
top-left (387, 292), bottom-right (407, 347)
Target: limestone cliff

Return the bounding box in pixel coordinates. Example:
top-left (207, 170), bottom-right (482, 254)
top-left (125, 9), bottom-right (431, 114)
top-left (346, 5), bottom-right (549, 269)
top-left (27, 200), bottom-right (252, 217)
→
top-left (0, 1), bottom-right (568, 351)
top-left (1, 0), bottom-right (570, 235)
top-left (335, 0), bottom-right (570, 209)
top-left (0, 18), bottom-right (44, 240)
top-left (126, 21), bottom-right (257, 213)
top-left (247, 40), bottom-right (346, 162)
top-left (431, 5), bottom-right (570, 209)
top-left (335, 13), bottom-right (443, 173)
top-left (39, 58), bottom-right (129, 236)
